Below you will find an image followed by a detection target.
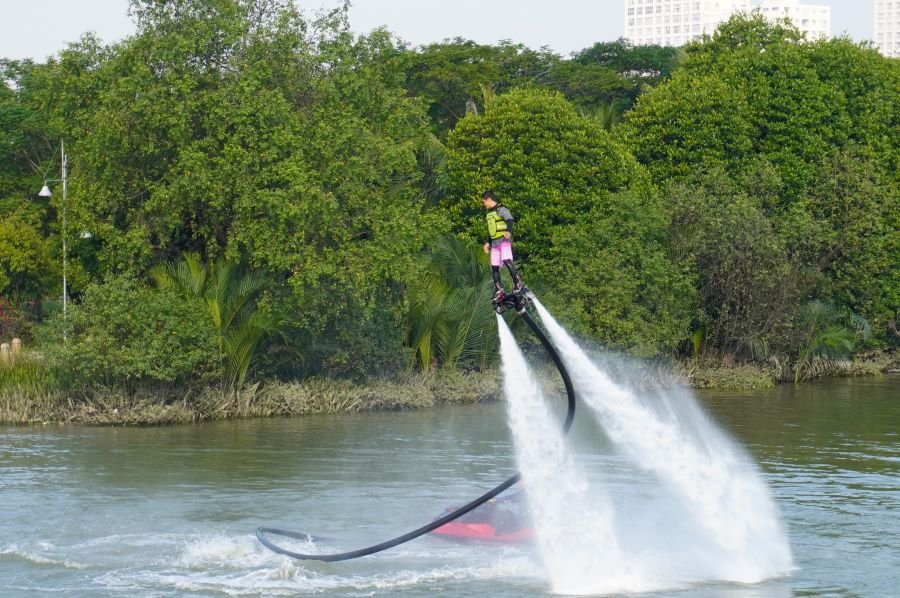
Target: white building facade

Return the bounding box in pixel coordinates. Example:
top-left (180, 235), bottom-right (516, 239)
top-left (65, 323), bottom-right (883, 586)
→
top-left (757, 0), bottom-right (830, 40)
top-left (874, 0), bottom-right (900, 57)
top-left (624, 0), bottom-right (831, 46)
top-left (624, 1), bottom-right (750, 47)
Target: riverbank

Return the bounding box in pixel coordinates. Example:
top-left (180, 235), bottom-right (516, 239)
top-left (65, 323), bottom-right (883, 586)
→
top-left (1, 370), bottom-right (502, 425)
top-left (2, 351), bottom-right (895, 425)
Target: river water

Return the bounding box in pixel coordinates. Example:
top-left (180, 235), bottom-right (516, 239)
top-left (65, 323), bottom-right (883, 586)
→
top-left (1, 376), bottom-right (897, 597)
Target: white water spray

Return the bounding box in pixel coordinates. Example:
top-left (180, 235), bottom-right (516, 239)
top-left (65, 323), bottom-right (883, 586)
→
top-left (528, 298), bottom-right (793, 583)
top-left (496, 315), bottom-right (652, 595)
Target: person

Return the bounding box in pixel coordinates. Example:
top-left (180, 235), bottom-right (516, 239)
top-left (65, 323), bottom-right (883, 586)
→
top-left (481, 190), bottom-right (525, 301)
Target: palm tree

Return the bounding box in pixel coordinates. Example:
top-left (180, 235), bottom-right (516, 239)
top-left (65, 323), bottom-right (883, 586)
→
top-left (583, 101), bottom-right (624, 132)
top-left (793, 299), bottom-right (870, 383)
top-left (151, 253), bottom-right (276, 392)
top-left (408, 235), bottom-right (497, 370)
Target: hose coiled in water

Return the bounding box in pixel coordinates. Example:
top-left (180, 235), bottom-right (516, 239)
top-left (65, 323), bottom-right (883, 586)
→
top-left (256, 305), bottom-right (574, 561)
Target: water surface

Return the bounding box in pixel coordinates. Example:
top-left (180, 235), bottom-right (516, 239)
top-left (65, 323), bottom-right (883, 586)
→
top-left (1, 376), bottom-right (897, 596)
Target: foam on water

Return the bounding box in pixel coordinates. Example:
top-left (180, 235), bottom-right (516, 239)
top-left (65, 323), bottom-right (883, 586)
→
top-left (1, 542), bottom-right (88, 569)
top-left (94, 531), bottom-right (539, 596)
top-left (527, 298), bottom-right (794, 584)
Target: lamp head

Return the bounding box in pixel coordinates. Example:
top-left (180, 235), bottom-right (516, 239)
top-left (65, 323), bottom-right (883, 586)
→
top-left (38, 184), bottom-right (52, 197)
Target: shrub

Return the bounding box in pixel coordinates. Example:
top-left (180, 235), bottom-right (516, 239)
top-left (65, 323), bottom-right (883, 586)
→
top-left (38, 275), bottom-right (219, 390)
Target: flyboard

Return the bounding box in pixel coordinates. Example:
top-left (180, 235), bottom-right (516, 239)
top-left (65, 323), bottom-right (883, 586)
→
top-left (256, 288), bottom-right (575, 561)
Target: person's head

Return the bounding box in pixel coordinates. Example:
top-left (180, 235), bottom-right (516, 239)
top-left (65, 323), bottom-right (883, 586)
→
top-left (481, 190), bottom-right (497, 209)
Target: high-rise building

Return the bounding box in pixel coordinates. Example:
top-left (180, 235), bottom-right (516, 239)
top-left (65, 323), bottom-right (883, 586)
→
top-left (624, 0), bottom-right (830, 46)
top-left (624, 1), bottom-right (750, 47)
top-left (874, 0), bottom-right (900, 57)
top-left (757, 0), bottom-right (830, 40)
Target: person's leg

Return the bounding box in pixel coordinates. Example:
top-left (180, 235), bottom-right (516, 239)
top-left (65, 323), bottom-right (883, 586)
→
top-left (490, 245), bottom-right (505, 298)
top-left (503, 259), bottom-right (524, 291)
top-left (498, 241), bottom-right (524, 291)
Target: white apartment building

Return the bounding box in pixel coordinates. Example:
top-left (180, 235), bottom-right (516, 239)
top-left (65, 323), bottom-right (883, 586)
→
top-left (874, 0), bottom-right (900, 57)
top-left (624, 0), bottom-right (831, 46)
top-left (757, 0), bottom-right (830, 40)
top-left (624, 1), bottom-right (750, 47)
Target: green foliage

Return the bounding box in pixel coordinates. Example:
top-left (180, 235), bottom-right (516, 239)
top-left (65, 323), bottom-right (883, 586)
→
top-left (783, 147), bottom-right (899, 339)
top-left (667, 164), bottom-right (802, 359)
top-left (408, 235), bottom-right (497, 370)
top-left (806, 36), bottom-right (900, 180)
top-left (0, 295), bottom-right (34, 341)
top-left (401, 37), bottom-right (676, 139)
top-left (0, 60), bottom-right (50, 205)
top-left (0, 211), bottom-right (57, 300)
top-left (792, 300), bottom-right (870, 383)
top-left (543, 60), bottom-right (633, 116)
top-left (445, 87), bottom-right (692, 355)
top-left (151, 252), bottom-right (277, 391)
top-left (621, 14), bottom-right (897, 203)
top-left (568, 38), bottom-right (681, 109)
top-left (622, 14), bottom-right (898, 349)
top-left (0, 351), bottom-right (64, 397)
top-left (446, 87), bottom-right (645, 262)
top-left (38, 275), bottom-right (219, 389)
top-left (402, 39), bottom-right (559, 138)
top-left (19, 2), bottom-right (437, 379)
top-left (2, 2), bottom-right (894, 383)
top-left (536, 187), bottom-right (694, 356)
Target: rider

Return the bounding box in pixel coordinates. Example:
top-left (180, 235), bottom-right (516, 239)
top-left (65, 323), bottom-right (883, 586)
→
top-left (482, 190), bottom-right (525, 301)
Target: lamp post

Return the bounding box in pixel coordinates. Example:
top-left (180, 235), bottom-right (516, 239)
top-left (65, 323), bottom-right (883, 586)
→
top-left (38, 140), bottom-right (68, 341)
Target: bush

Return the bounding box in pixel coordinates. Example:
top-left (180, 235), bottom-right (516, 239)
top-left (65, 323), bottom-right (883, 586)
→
top-left (680, 361), bottom-right (776, 390)
top-left (0, 295), bottom-right (32, 341)
top-left (37, 276), bottom-right (219, 390)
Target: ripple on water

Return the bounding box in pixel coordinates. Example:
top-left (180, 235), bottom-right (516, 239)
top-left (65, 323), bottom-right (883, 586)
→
top-left (88, 531), bottom-right (540, 596)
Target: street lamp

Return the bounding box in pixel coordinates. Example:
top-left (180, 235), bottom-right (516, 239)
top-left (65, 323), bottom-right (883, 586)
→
top-left (38, 139), bottom-right (68, 341)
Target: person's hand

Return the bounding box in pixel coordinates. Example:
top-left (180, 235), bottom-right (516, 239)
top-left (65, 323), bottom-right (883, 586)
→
top-left (483, 242), bottom-right (490, 253)
top-left (503, 231), bottom-right (511, 240)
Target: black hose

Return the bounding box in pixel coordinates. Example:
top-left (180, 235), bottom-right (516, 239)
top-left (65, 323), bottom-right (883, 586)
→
top-left (256, 306), bottom-right (575, 561)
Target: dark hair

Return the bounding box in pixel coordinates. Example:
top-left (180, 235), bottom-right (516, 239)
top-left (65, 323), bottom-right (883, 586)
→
top-left (481, 190), bottom-right (496, 201)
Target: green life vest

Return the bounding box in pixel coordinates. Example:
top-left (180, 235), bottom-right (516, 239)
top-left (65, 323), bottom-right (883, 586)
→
top-left (486, 208), bottom-right (509, 240)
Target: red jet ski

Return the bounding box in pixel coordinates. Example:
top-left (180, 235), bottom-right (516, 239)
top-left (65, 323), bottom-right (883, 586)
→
top-left (431, 492), bottom-right (533, 544)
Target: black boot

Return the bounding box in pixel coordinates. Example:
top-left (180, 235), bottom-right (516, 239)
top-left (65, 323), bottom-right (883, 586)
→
top-left (492, 266), bottom-right (505, 300)
top-left (504, 260), bottom-right (525, 293)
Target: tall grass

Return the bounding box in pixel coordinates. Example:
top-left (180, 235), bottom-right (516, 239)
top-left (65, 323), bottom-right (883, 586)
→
top-left (0, 353), bottom-right (71, 423)
top-left (1, 365), bottom-right (501, 425)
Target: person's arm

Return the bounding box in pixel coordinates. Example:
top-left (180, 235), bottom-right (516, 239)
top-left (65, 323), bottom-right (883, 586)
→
top-left (499, 207), bottom-right (514, 239)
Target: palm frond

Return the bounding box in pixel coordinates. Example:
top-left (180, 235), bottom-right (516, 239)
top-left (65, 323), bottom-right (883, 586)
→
top-left (151, 252), bottom-right (277, 392)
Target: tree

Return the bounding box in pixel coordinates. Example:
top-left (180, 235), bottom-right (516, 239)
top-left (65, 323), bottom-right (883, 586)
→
top-left (0, 211), bottom-right (56, 302)
top-left (20, 1), bottom-right (440, 376)
top-left (620, 14), bottom-right (899, 347)
top-left (402, 39), bottom-right (558, 138)
top-left (791, 300), bottom-right (870, 383)
top-left (0, 62), bottom-right (50, 211)
top-left (151, 252), bottom-right (277, 391)
top-left (407, 235), bottom-right (497, 370)
top-left (568, 38), bottom-right (681, 110)
top-left (666, 164), bottom-right (802, 359)
top-left (784, 147), bottom-right (899, 339)
top-left (446, 87), bottom-right (645, 261)
top-left (620, 14), bottom-right (896, 203)
top-left (446, 87), bottom-right (692, 354)
top-left (541, 60), bottom-right (633, 115)
top-left (573, 38), bottom-right (681, 87)
top-left (535, 186), bottom-right (695, 356)
top-left (40, 275), bottom-right (219, 390)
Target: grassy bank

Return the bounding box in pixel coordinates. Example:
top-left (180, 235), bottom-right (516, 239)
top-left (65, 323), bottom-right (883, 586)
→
top-left (1, 369), bottom-right (501, 425)
top-left (2, 351), bottom-right (895, 425)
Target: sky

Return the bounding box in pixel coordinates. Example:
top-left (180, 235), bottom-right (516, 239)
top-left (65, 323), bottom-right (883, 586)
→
top-left (0, 0), bottom-right (875, 63)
